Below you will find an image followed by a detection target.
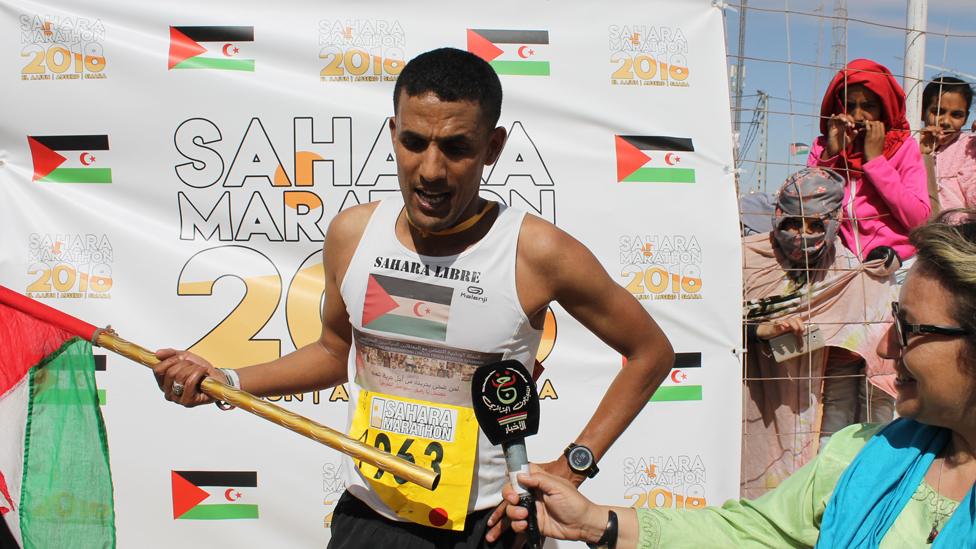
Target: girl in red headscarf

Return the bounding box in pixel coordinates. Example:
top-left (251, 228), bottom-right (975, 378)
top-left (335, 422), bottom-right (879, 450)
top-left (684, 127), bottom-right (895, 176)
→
top-left (807, 59), bottom-right (929, 264)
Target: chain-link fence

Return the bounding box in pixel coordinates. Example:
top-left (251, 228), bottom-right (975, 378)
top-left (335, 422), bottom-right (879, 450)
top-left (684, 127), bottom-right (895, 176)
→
top-left (724, 0), bottom-right (976, 497)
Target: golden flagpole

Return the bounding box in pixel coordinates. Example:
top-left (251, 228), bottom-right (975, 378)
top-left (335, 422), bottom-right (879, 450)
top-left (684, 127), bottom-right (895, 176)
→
top-left (95, 330), bottom-right (440, 491)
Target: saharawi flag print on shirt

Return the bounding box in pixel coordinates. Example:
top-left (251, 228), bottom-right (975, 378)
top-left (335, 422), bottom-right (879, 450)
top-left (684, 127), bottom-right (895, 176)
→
top-left (362, 274), bottom-right (453, 341)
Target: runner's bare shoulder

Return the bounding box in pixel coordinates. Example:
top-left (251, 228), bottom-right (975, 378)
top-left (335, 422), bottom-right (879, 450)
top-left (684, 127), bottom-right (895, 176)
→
top-left (517, 213), bottom-right (586, 270)
top-left (325, 202), bottom-right (381, 275)
top-left (326, 202), bottom-right (380, 249)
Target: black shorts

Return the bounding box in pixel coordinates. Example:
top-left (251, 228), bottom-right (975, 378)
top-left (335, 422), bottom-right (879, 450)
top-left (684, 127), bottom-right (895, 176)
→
top-left (328, 490), bottom-right (516, 549)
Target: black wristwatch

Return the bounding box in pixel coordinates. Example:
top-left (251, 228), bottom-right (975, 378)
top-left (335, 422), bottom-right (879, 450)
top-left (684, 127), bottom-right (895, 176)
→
top-left (587, 509), bottom-right (618, 549)
top-left (563, 443), bottom-right (599, 478)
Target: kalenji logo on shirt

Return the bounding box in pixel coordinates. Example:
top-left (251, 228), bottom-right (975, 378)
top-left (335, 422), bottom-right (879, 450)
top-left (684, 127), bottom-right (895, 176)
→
top-left (461, 285), bottom-right (487, 303)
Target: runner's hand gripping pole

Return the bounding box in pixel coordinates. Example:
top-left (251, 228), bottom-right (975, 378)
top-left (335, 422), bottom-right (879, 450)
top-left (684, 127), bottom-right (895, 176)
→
top-left (472, 360), bottom-right (542, 549)
top-left (0, 285), bottom-right (440, 491)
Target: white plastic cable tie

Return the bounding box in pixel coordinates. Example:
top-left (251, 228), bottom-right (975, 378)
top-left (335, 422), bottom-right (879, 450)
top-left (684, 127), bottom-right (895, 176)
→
top-left (712, 1), bottom-right (737, 12)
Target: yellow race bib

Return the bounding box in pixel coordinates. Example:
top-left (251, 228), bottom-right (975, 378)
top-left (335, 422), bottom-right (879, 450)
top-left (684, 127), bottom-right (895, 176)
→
top-left (349, 389), bottom-right (479, 531)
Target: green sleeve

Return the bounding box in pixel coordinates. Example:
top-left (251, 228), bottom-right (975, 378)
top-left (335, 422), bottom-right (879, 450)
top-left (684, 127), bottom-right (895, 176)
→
top-left (635, 423), bottom-right (882, 549)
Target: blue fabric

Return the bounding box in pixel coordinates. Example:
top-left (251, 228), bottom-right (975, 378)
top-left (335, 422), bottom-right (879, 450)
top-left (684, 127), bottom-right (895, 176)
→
top-left (816, 418), bottom-right (976, 548)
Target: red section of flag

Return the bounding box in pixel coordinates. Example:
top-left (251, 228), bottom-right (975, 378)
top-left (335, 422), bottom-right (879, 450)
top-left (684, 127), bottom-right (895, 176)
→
top-left (27, 137), bottom-right (66, 181)
top-left (466, 29), bottom-right (504, 62)
top-left (0, 470), bottom-right (14, 514)
top-left (171, 471), bottom-right (210, 519)
top-left (362, 275), bottom-right (399, 327)
top-left (168, 27), bottom-right (208, 69)
top-left (0, 292), bottom-right (83, 397)
top-left (615, 136), bottom-right (650, 182)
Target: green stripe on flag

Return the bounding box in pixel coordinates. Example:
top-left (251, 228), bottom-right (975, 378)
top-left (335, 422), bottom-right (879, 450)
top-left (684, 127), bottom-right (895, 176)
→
top-left (650, 385), bottom-right (702, 402)
top-left (179, 504), bottom-right (259, 520)
top-left (174, 58), bottom-right (255, 71)
top-left (42, 168), bottom-right (112, 184)
top-left (39, 388), bottom-right (100, 406)
top-left (490, 60), bottom-right (550, 76)
top-left (21, 338), bottom-right (115, 546)
top-left (624, 168), bottom-right (696, 183)
top-left (366, 315), bottom-right (447, 341)
top-left (98, 389), bottom-right (106, 406)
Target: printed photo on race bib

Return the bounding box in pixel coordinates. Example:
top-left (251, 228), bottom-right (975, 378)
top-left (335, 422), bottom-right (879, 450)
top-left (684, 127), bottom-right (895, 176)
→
top-left (353, 328), bottom-right (502, 407)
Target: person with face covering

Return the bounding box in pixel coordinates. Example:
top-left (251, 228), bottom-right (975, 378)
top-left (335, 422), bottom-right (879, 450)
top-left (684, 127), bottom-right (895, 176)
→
top-left (808, 59), bottom-right (930, 277)
top-left (741, 167), bottom-right (898, 497)
top-left (497, 210), bottom-right (976, 548)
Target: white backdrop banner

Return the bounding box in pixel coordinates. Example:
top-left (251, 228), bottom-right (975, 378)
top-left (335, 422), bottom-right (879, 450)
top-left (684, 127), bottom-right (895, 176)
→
top-left (0, 0), bottom-right (743, 546)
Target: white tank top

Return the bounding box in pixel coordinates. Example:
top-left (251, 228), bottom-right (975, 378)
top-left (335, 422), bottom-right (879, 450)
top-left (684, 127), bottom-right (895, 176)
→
top-left (339, 196), bottom-right (542, 522)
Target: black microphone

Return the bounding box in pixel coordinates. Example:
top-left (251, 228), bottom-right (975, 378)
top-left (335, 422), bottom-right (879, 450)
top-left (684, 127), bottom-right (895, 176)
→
top-left (471, 360), bottom-right (542, 549)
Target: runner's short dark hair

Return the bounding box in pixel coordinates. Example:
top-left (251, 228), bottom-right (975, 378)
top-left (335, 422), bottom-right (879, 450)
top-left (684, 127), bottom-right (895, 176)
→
top-left (393, 47), bottom-right (503, 129)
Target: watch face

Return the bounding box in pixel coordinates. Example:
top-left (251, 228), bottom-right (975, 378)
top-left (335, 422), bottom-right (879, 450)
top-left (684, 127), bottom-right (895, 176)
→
top-left (568, 447), bottom-right (593, 471)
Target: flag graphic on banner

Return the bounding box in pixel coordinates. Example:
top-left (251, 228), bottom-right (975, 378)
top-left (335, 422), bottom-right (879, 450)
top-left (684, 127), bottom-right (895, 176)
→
top-left (467, 29), bottom-right (550, 76)
top-left (0, 285), bottom-right (116, 548)
top-left (171, 471), bottom-right (259, 520)
top-left (624, 352), bottom-right (702, 402)
top-left (27, 135), bottom-right (112, 183)
top-left (615, 135), bottom-right (696, 183)
top-left (362, 274), bottom-right (452, 341)
top-left (168, 26), bottom-right (255, 71)
top-left (651, 352), bottom-right (702, 402)
top-left (95, 354), bottom-right (107, 406)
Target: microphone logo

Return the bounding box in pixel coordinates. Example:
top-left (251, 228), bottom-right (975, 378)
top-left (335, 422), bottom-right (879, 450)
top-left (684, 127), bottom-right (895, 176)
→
top-left (491, 370), bottom-right (519, 404)
top-left (471, 360), bottom-right (539, 445)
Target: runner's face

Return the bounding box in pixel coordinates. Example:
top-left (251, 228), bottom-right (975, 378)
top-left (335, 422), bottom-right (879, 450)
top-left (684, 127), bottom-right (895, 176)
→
top-left (390, 91), bottom-right (505, 233)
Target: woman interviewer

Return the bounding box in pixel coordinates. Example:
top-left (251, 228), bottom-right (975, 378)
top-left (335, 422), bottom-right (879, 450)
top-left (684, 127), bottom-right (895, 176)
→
top-left (493, 211), bottom-right (976, 547)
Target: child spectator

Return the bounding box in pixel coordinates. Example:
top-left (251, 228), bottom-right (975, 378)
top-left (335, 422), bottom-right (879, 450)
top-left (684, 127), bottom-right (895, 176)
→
top-left (919, 76), bottom-right (976, 212)
top-left (808, 59), bottom-right (929, 276)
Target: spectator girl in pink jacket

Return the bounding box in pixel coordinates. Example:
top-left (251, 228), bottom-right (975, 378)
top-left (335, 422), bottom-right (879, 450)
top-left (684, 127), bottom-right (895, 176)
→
top-left (919, 76), bottom-right (976, 211)
top-left (808, 59), bottom-right (929, 272)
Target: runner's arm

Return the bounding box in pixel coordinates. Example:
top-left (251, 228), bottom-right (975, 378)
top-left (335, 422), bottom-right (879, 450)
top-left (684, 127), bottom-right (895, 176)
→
top-left (519, 216), bottom-right (674, 480)
top-left (232, 206), bottom-right (371, 396)
top-left (155, 205), bottom-right (372, 404)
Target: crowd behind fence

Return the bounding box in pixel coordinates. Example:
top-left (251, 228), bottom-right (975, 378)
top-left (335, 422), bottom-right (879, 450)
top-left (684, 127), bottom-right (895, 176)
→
top-left (725, 2), bottom-right (976, 496)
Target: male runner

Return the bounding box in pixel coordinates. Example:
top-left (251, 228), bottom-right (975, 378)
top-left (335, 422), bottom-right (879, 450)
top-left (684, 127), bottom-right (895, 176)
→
top-left (154, 47), bottom-right (674, 548)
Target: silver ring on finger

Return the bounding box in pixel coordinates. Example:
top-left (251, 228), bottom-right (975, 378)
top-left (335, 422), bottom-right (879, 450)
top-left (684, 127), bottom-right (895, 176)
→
top-left (172, 382), bottom-right (185, 397)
